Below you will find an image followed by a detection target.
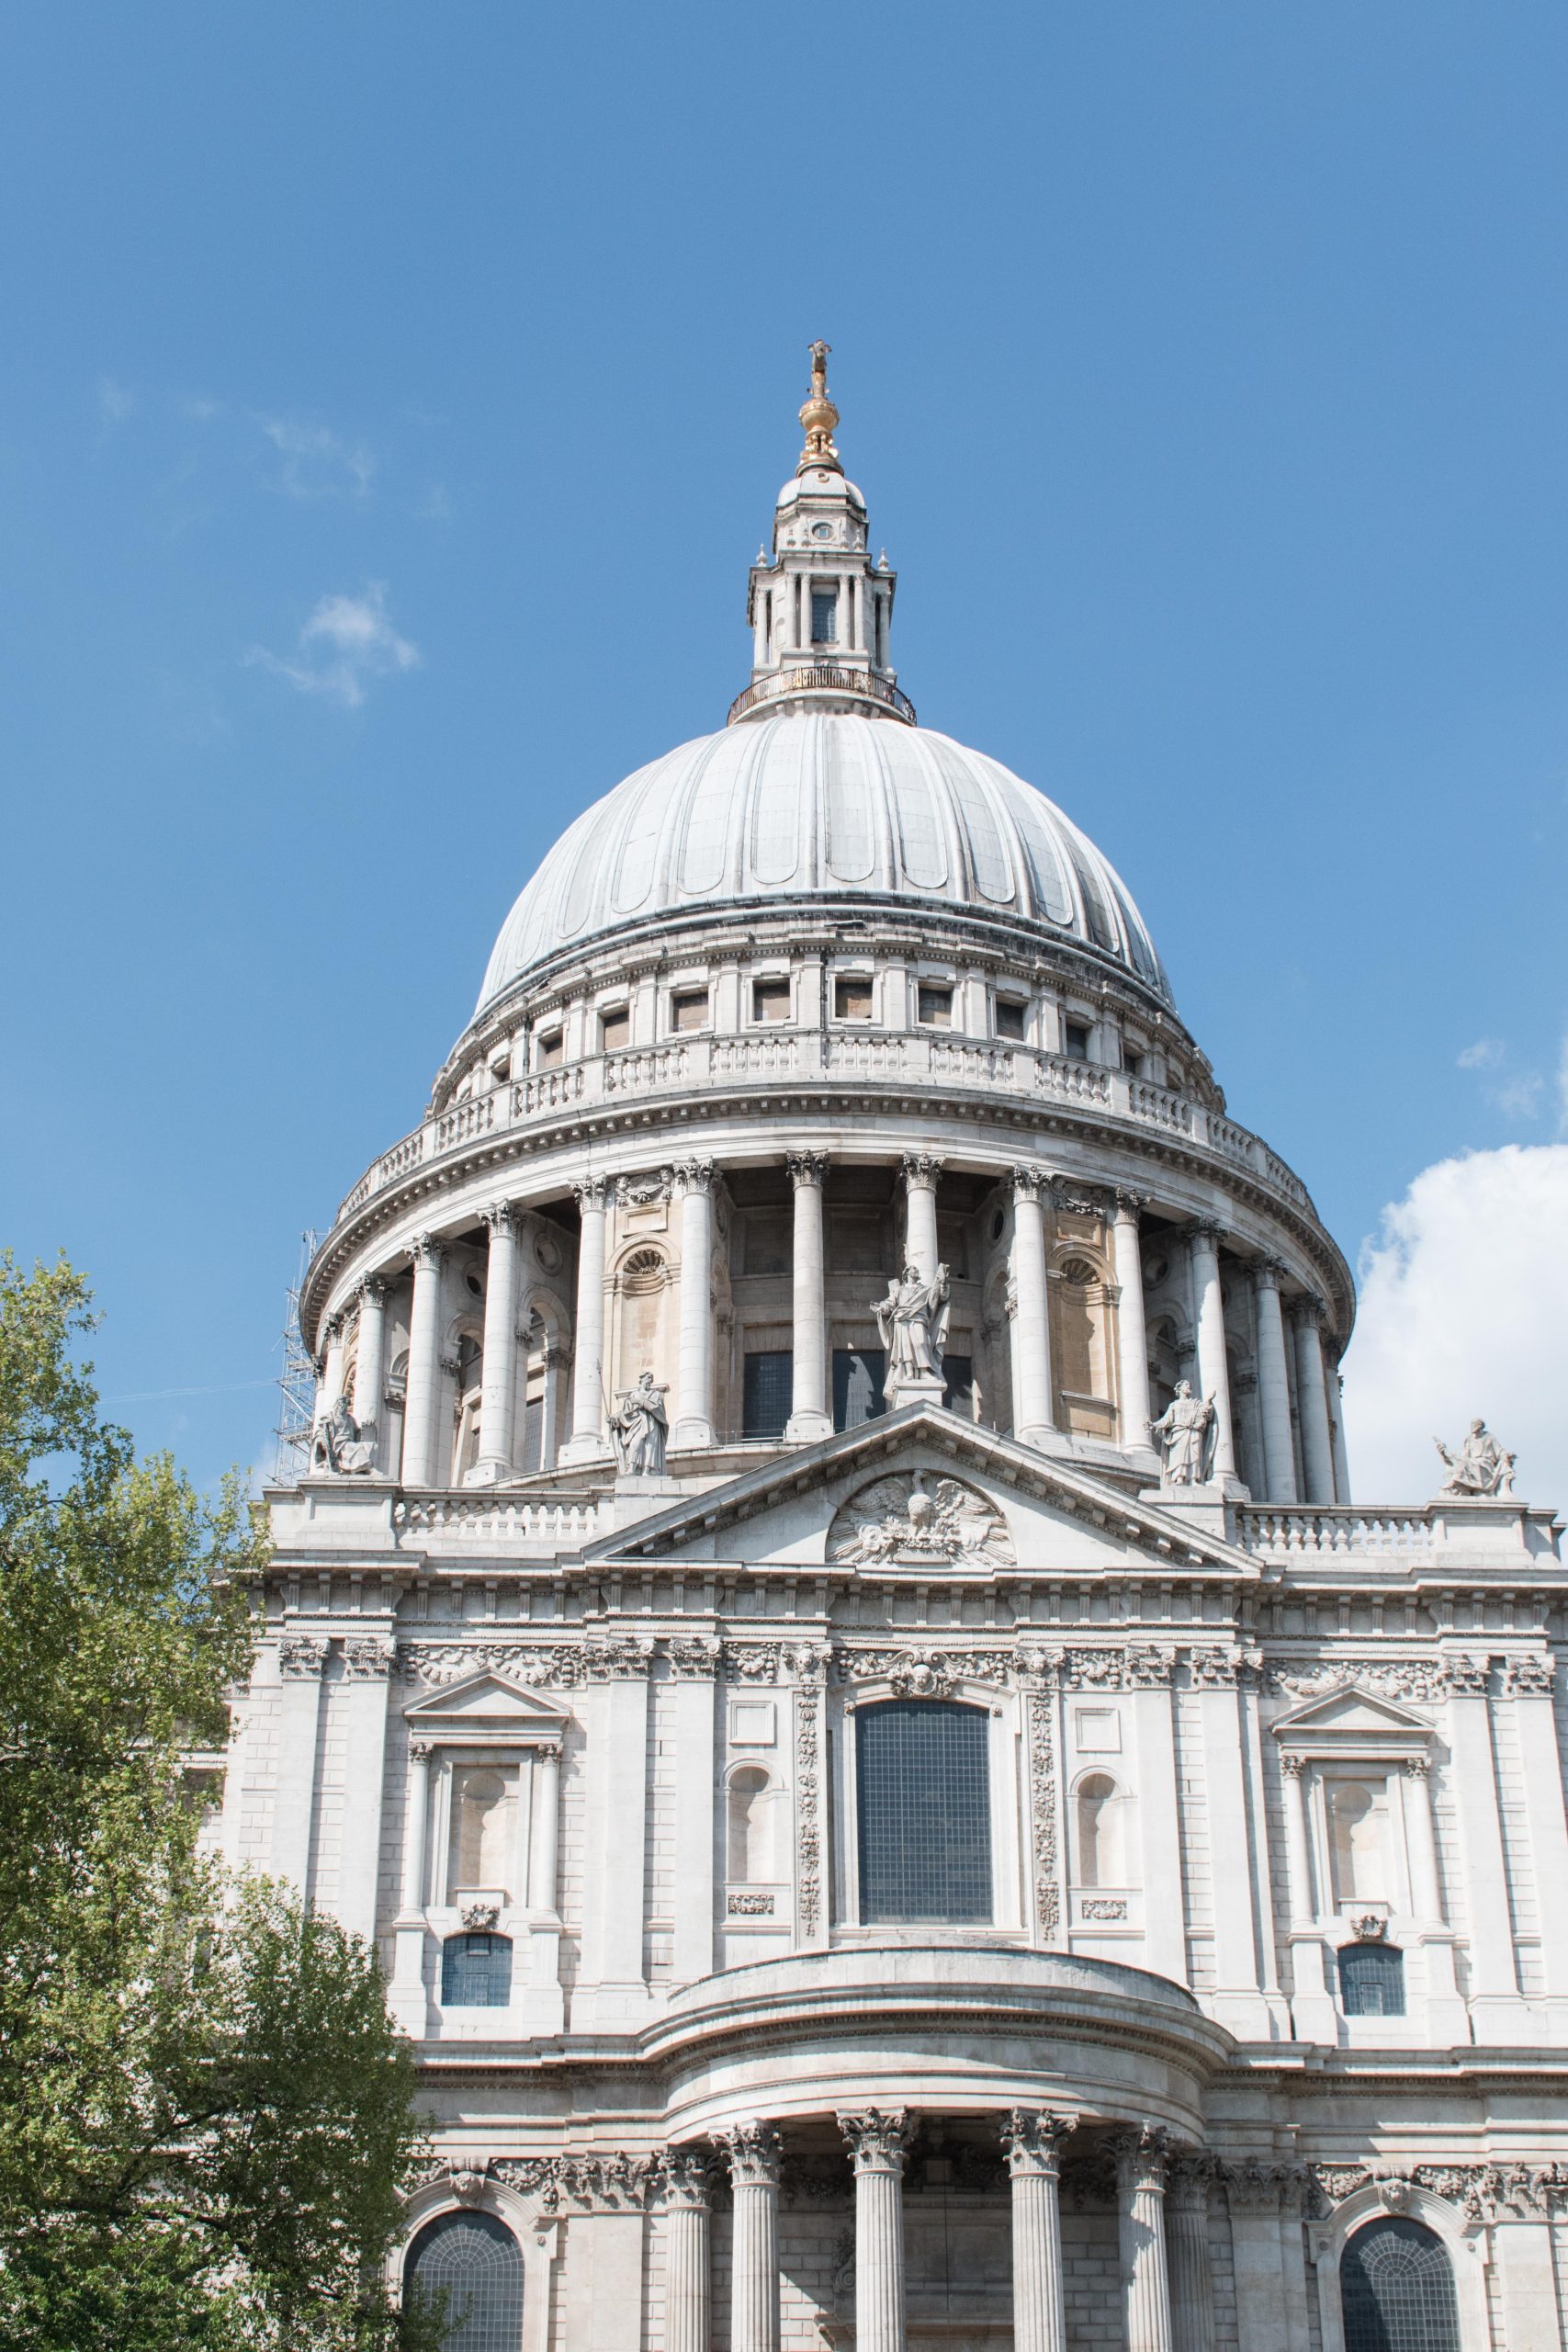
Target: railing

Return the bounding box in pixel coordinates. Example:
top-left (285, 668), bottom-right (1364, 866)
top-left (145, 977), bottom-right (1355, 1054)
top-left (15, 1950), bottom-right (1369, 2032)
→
top-left (333, 1025), bottom-right (1321, 1228)
top-left (1236, 1509), bottom-right (1436, 1561)
top-left (726, 662), bottom-right (917, 727)
top-left (393, 1496), bottom-right (602, 1547)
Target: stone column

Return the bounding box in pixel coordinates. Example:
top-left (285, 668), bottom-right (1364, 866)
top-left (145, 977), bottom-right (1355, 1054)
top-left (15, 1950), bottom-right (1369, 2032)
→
top-left (720, 2121), bottom-right (782, 2352)
top-left (351, 1277), bottom-right (388, 1463)
top-left (1448, 1654), bottom-right (1527, 2035)
top-left (1278, 1754), bottom-right (1332, 2033)
top-left (527, 1741), bottom-right (562, 1914)
top-left (1505, 1659), bottom-right (1568, 2011)
top-left (1010, 1167), bottom-right (1055, 1444)
top-left (1165, 2153), bottom-right (1217, 2352)
top-left (1329, 1368), bottom-right (1352, 1503)
top-left (785, 1151), bottom-right (831, 1441)
top-left (1187, 1222), bottom-right (1235, 1482)
top-left (1250, 1261), bottom-right (1298, 1504)
top-left (1001, 2109), bottom-right (1075, 2352)
top-left (662, 2145), bottom-right (714, 2352)
top-left (1111, 1189), bottom-right (1152, 1447)
top-left (1289, 1299), bottom-right (1335, 1506)
top-left (839, 2109), bottom-right (912, 2352)
top-left (320, 1312), bottom-right (346, 1409)
top-left (560, 1177), bottom-right (610, 1464)
top-left (900, 1152), bottom-right (942, 1282)
top-left (473, 1203), bottom-right (521, 1483)
top-left (1112, 2127), bottom-right (1174, 2352)
top-left (673, 1159), bottom-right (716, 1448)
top-left (389, 1736), bottom-right (433, 2032)
top-left (270, 1633), bottom-right (328, 1891)
top-left (400, 1235), bottom-right (446, 1487)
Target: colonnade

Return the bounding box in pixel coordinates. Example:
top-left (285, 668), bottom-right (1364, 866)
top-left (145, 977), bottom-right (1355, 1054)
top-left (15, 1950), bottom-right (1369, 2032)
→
top-left (662, 2110), bottom-right (1213, 2352)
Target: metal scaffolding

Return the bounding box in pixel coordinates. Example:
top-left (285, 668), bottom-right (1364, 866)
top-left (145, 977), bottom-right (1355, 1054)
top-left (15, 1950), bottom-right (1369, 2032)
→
top-left (273, 1228), bottom-right (320, 1484)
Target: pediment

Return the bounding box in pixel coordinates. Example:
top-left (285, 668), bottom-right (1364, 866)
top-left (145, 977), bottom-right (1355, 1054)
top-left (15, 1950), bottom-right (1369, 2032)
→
top-left (402, 1670), bottom-right (569, 1735)
top-left (582, 1407), bottom-right (1258, 1580)
top-left (1271, 1684), bottom-right (1434, 1750)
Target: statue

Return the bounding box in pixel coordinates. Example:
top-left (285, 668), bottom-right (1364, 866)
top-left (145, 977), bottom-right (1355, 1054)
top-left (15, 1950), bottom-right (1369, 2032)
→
top-left (1147, 1380), bottom-right (1217, 1487)
top-left (871, 1262), bottom-right (951, 1405)
top-left (610, 1370), bottom-right (670, 1476)
top-left (1434, 1419), bottom-right (1516, 1498)
top-left (807, 337), bottom-right (830, 389)
top-left (311, 1393), bottom-right (375, 1476)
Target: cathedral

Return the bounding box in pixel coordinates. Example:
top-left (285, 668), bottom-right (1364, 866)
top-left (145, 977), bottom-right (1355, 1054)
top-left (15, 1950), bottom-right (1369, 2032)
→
top-left (230, 347), bottom-right (1568, 2352)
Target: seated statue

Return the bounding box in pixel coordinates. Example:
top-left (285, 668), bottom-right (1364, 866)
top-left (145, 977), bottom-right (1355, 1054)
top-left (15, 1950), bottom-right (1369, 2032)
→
top-left (311, 1393), bottom-right (376, 1476)
top-left (610, 1370), bottom-right (670, 1476)
top-left (1434, 1419), bottom-right (1515, 1499)
top-left (1147, 1379), bottom-right (1218, 1487)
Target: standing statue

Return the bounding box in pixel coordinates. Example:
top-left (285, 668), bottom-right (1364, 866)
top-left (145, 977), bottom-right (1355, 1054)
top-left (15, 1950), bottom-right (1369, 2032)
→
top-left (1434, 1419), bottom-right (1516, 1498)
top-left (311, 1393), bottom-right (376, 1476)
top-left (871, 1261), bottom-right (951, 1405)
top-left (1147, 1380), bottom-right (1218, 1487)
top-left (610, 1370), bottom-right (670, 1476)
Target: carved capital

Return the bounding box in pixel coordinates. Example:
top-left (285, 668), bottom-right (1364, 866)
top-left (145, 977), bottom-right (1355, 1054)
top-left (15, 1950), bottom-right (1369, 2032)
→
top-left (1187, 1217), bottom-right (1224, 1252)
top-left (409, 1739), bottom-right (434, 1763)
top-left (411, 1232), bottom-right (446, 1273)
top-left (322, 1311), bottom-right (345, 1344)
top-left (1111, 1187), bottom-right (1145, 1221)
top-left (660, 2145), bottom-right (715, 2211)
top-left (1447, 1652), bottom-right (1492, 1696)
top-left (674, 1157), bottom-right (716, 1196)
top-left (1165, 2150), bottom-right (1218, 2212)
top-left (1253, 1255), bottom-right (1288, 1292)
top-left (1288, 1292), bottom-right (1327, 1331)
top-left (1110, 2126), bottom-right (1171, 2195)
top-left (1503, 1653), bottom-right (1554, 1698)
top-left (782, 1639), bottom-right (832, 1686)
top-left (900, 1152), bottom-right (944, 1192)
top-left (1221, 2160), bottom-right (1295, 2212)
top-left (667, 1635), bottom-right (722, 1680)
top-left (484, 1199), bottom-right (519, 1238)
top-left (572, 1175), bottom-right (610, 1215)
top-left (718, 2120), bottom-right (782, 2188)
top-left (838, 2109), bottom-right (915, 2175)
top-left (1280, 1751), bottom-right (1307, 1779)
top-left (343, 1634), bottom-right (395, 1679)
top-left (357, 1274), bottom-right (388, 1308)
top-left (278, 1633), bottom-right (329, 1679)
top-left (1124, 1647), bottom-right (1177, 1690)
top-left (786, 1150), bottom-right (829, 1190)
top-left (1011, 1162), bottom-right (1049, 1204)
top-left (1001, 2109), bottom-right (1077, 2178)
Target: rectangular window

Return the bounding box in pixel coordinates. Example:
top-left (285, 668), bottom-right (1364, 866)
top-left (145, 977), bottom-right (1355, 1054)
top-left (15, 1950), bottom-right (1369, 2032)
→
top-left (835, 975), bottom-right (874, 1021)
top-left (488, 1055), bottom-right (511, 1085)
top-left (742, 1350), bottom-right (793, 1439)
top-left (833, 1347), bottom-right (887, 1430)
top-left (519, 1388), bottom-right (544, 1475)
top-left (537, 1029), bottom-right (564, 1069)
top-left (671, 989), bottom-right (708, 1033)
top-left (1337, 1943), bottom-right (1405, 2018)
top-left (441, 1932), bottom-right (513, 2008)
top-left (1126, 1050), bottom-right (1147, 1080)
top-left (752, 977), bottom-right (791, 1023)
top-left (918, 985), bottom-right (953, 1027)
top-left (600, 1006), bottom-right (630, 1052)
top-left (810, 589), bottom-right (838, 645)
top-left (1063, 1020), bottom-right (1091, 1061)
top-left (994, 998), bottom-right (1027, 1040)
top-left (856, 1701), bottom-right (992, 1924)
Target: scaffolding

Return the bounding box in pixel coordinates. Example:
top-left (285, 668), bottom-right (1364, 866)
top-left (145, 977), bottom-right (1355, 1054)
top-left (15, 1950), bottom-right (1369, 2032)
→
top-left (273, 1228), bottom-right (321, 1484)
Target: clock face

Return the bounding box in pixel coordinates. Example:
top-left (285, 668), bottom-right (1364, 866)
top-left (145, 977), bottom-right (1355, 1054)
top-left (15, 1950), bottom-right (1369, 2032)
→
top-left (811, 522), bottom-right (833, 541)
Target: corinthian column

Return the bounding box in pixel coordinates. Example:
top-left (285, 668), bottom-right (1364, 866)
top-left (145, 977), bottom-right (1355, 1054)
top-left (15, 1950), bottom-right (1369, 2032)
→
top-left (720, 2120), bottom-right (781, 2352)
top-left (1002, 2109), bottom-right (1075, 2352)
top-left (1010, 1167), bottom-right (1055, 1445)
top-left (839, 2109), bottom-right (913, 2352)
top-left (1250, 1260), bottom-right (1298, 1504)
top-left (1289, 1296), bottom-right (1335, 1505)
top-left (661, 2145), bottom-right (714, 2352)
top-left (785, 1151), bottom-right (831, 1441)
top-left (400, 1236), bottom-right (446, 1487)
top-left (1164, 2152), bottom-right (1217, 2352)
top-left (1111, 1190), bottom-right (1152, 1446)
top-left (351, 1278), bottom-right (387, 1464)
top-left (560, 1177), bottom-right (610, 1464)
top-left (472, 1203), bottom-right (521, 1483)
top-left (673, 1159), bottom-right (716, 1448)
top-left (900, 1152), bottom-right (943, 1281)
top-left (1112, 2128), bottom-right (1174, 2352)
top-left (1187, 1222), bottom-right (1235, 1482)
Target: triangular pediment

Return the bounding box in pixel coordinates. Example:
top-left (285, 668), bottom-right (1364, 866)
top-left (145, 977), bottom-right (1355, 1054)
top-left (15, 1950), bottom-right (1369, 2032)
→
top-left (1271, 1684), bottom-right (1434, 1745)
top-left (402, 1670), bottom-right (569, 1730)
top-left (583, 1407), bottom-right (1258, 1579)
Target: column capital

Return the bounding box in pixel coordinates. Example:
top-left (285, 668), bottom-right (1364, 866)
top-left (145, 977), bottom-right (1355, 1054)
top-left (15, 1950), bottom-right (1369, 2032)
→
top-left (660, 2144), bottom-right (716, 2211)
top-left (534, 1740), bottom-right (564, 1763)
top-left (900, 1152), bottom-right (944, 1191)
top-left (717, 2119), bottom-right (782, 2188)
top-left (1011, 1163), bottom-right (1050, 1203)
top-left (786, 1149), bottom-right (829, 1189)
top-left (675, 1157), bottom-right (717, 1196)
top-left (322, 1310), bottom-right (345, 1343)
top-left (1280, 1749), bottom-right (1307, 1778)
top-left (1289, 1291), bottom-right (1327, 1330)
top-left (410, 1231), bottom-right (447, 1272)
top-left (1164, 2148), bottom-right (1217, 2213)
top-left (357, 1273), bottom-right (388, 1307)
top-left (484, 1198), bottom-right (520, 1236)
top-left (573, 1175), bottom-right (611, 1214)
top-left (838, 2109), bottom-right (914, 2175)
top-left (1109, 2125), bottom-right (1172, 2195)
top-left (409, 1738), bottom-right (434, 1761)
top-left (1001, 2108), bottom-right (1077, 2177)
top-left (1253, 1254), bottom-right (1288, 1291)
top-left (1186, 1217), bottom-right (1224, 1251)
top-left (1111, 1187), bottom-right (1146, 1221)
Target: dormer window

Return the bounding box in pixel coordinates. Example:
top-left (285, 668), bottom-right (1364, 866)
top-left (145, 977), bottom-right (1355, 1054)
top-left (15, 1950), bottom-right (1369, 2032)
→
top-left (918, 985), bottom-right (953, 1028)
top-left (810, 589), bottom-right (838, 645)
top-left (1064, 1020), bottom-right (1091, 1061)
top-left (537, 1029), bottom-right (563, 1069)
top-left (753, 978), bottom-right (791, 1023)
top-left (995, 997), bottom-right (1027, 1040)
top-left (601, 1006), bottom-right (630, 1053)
top-left (835, 976), bottom-right (873, 1021)
top-left (671, 989), bottom-right (708, 1034)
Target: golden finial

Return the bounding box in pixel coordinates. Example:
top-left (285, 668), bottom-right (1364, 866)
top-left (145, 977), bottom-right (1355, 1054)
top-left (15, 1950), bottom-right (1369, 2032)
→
top-left (797, 338), bottom-right (841, 473)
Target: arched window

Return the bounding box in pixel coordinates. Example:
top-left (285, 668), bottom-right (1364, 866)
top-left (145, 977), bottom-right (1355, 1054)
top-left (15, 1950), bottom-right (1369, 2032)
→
top-left (405, 2210), bottom-right (525, 2352)
top-left (1340, 2218), bottom-right (1459, 2352)
top-left (441, 1933), bottom-right (513, 2008)
top-left (728, 1765), bottom-right (774, 1883)
top-left (1074, 1772), bottom-right (1132, 1888)
top-left (856, 1701), bottom-right (991, 1925)
top-left (1337, 1941), bottom-right (1404, 2017)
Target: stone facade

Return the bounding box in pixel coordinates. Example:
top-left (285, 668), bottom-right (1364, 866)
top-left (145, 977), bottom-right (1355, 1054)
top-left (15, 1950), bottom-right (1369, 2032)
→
top-left (222, 358), bottom-right (1568, 2347)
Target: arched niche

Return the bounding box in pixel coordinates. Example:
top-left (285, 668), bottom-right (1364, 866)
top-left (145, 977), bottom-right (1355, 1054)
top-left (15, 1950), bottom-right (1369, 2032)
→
top-left (1307, 2182), bottom-right (1487, 2352)
top-left (391, 2177), bottom-right (557, 2352)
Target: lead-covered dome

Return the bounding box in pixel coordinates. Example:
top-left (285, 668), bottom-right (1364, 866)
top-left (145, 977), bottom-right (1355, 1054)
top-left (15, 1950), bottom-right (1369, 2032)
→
top-left (477, 711), bottom-right (1172, 1016)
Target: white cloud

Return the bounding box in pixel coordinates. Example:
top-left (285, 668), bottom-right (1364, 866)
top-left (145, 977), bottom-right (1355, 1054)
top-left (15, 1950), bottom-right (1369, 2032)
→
top-left (97, 375), bottom-right (135, 423)
top-left (246, 584), bottom-right (419, 710)
top-left (254, 413), bottom-right (375, 500)
top-left (1456, 1037), bottom-right (1504, 1070)
top-left (1344, 1143), bottom-right (1568, 1509)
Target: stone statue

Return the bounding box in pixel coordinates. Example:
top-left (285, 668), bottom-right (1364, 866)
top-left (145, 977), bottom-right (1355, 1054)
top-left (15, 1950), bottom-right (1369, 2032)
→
top-left (871, 1262), bottom-right (951, 1404)
top-left (1434, 1419), bottom-right (1515, 1498)
top-left (311, 1393), bottom-right (375, 1476)
top-left (610, 1370), bottom-right (670, 1476)
top-left (1147, 1380), bottom-right (1217, 1487)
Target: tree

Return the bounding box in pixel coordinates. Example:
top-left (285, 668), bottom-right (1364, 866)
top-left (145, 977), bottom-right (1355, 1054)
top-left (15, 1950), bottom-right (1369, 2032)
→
top-left (0, 1253), bottom-right (440, 2351)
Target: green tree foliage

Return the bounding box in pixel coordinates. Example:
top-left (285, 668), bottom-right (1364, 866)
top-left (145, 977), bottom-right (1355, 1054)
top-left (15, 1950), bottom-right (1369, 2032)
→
top-left (0, 1253), bottom-right (442, 2351)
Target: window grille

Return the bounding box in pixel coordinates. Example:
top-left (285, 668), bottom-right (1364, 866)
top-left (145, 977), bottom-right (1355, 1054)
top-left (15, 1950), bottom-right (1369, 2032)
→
top-left (1340, 2220), bottom-right (1459, 2352)
top-left (833, 1348), bottom-right (886, 1430)
top-left (918, 985), bottom-right (953, 1026)
top-left (441, 1932), bottom-right (513, 2007)
top-left (1337, 1941), bottom-right (1404, 2017)
top-left (405, 2211), bottom-right (525, 2352)
top-left (810, 589), bottom-right (838, 643)
top-left (856, 1701), bottom-right (992, 1924)
top-left (742, 1350), bottom-right (793, 1439)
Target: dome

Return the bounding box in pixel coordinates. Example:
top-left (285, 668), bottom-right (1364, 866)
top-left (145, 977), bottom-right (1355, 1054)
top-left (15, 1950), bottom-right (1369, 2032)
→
top-left (476, 710), bottom-right (1173, 1017)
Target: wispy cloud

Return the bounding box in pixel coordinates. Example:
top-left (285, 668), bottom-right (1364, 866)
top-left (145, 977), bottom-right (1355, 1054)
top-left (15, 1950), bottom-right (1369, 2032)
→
top-left (254, 413), bottom-right (375, 501)
top-left (417, 482), bottom-right (454, 523)
top-left (1455, 1031), bottom-right (1568, 1125)
top-left (1456, 1037), bottom-right (1504, 1071)
top-left (246, 583), bottom-right (419, 710)
top-left (97, 376), bottom-right (136, 424)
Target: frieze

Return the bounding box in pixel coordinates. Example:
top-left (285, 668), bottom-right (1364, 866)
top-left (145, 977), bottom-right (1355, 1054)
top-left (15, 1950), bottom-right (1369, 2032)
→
top-left (1080, 1897), bottom-right (1129, 1921)
top-left (780, 2153), bottom-right (853, 2208)
top-left (837, 1645), bottom-right (1010, 1698)
top-left (1309, 2161), bottom-right (1568, 2222)
top-left (1027, 1690), bottom-right (1061, 1941)
top-left (1221, 2160), bottom-right (1306, 2211)
top-left (795, 1686), bottom-right (823, 1938)
top-left (727, 1892), bottom-right (775, 1916)
top-left (1502, 1654), bottom-right (1555, 1697)
top-left (615, 1169), bottom-right (673, 1208)
top-left (666, 1635), bottom-right (721, 1679)
top-left (278, 1633), bottom-right (330, 1679)
top-left (398, 1634), bottom-right (653, 1687)
top-left (489, 2153), bottom-right (662, 2212)
top-left (1265, 1660), bottom-right (1450, 1704)
top-left (342, 1634), bottom-right (396, 1679)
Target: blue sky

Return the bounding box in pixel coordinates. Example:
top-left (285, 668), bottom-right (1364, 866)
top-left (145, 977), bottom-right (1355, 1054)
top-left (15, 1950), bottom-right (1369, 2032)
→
top-left (2, 4), bottom-right (1565, 1499)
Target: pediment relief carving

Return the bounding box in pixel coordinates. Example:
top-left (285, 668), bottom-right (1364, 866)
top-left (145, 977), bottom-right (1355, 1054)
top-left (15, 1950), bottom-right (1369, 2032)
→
top-left (828, 1470), bottom-right (1013, 1570)
top-left (401, 1668), bottom-right (570, 1731)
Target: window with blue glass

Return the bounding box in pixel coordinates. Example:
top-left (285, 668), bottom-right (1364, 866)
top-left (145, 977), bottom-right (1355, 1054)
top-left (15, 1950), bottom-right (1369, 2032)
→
top-left (856, 1701), bottom-right (992, 1924)
top-left (810, 588), bottom-right (838, 644)
top-left (1340, 2219), bottom-right (1458, 2352)
top-left (1337, 1940), bottom-right (1404, 2017)
top-left (833, 1348), bottom-right (886, 1431)
top-left (405, 2211), bottom-right (525, 2352)
top-left (742, 1350), bottom-right (793, 1439)
top-left (441, 1931), bottom-right (513, 2007)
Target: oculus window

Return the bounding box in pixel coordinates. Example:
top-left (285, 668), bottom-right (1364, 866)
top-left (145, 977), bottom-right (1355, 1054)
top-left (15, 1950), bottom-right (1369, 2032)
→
top-left (441, 1932), bottom-right (513, 2008)
top-left (856, 1701), bottom-right (991, 1924)
top-left (406, 2211), bottom-right (525, 2352)
top-left (1341, 2220), bottom-right (1458, 2352)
